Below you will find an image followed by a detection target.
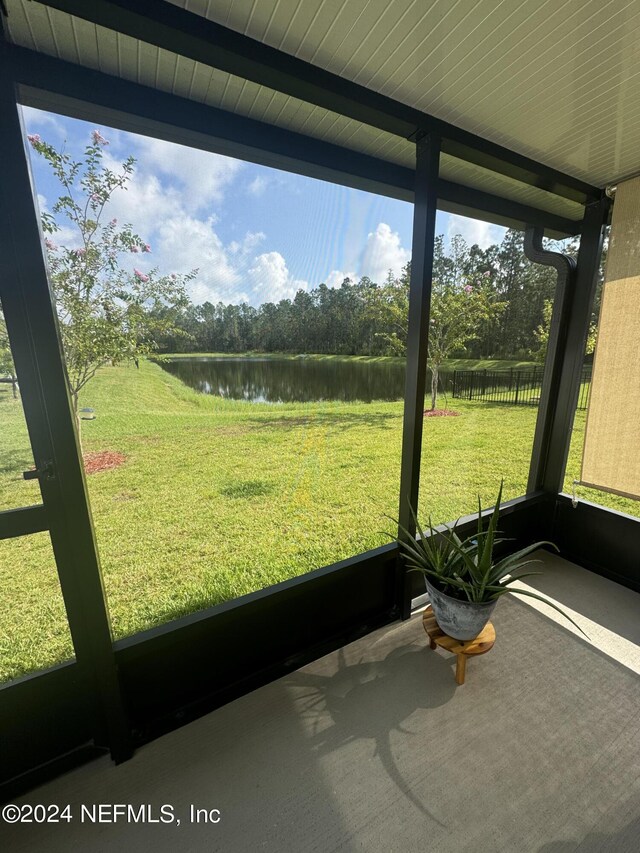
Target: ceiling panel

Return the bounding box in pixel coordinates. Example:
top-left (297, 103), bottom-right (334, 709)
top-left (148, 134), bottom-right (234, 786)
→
top-left (171, 0), bottom-right (640, 188)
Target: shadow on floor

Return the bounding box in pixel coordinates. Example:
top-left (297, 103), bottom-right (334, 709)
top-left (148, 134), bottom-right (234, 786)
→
top-left (283, 640), bottom-right (457, 825)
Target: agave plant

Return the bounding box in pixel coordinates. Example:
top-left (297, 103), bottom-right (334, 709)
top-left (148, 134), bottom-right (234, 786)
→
top-left (397, 481), bottom-right (588, 637)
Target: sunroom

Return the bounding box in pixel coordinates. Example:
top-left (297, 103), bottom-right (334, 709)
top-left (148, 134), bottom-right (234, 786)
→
top-left (0, 2), bottom-right (639, 851)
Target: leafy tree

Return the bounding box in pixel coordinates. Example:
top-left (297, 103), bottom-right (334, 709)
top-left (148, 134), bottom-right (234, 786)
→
top-left (366, 267), bottom-right (410, 356)
top-left (27, 130), bottom-right (194, 413)
top-left (369, 239), bottom-right (506, 409)
top-left (427, 240), bottom-right (506, 409)
top-left (534, 297), bottom-right (598, 364)
top-left (531, 231), bottom-right (609, 365)
top-left (465, 230), bottom-right (556, 360)
top-left (533, 298), bottom-right (554, 363)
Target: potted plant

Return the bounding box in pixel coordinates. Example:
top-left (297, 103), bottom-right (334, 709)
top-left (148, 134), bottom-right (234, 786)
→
top-left (396, 481), bottom-right (587, 641)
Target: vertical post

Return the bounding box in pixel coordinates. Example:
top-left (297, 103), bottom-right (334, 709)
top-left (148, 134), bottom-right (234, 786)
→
top-left (397, 133), bottom-right (440, 619)
top-left (524, 227), bottom-right (576, 492)
top-left (0, 48), bottom-right (131, 760)
top-left (524, 198), bottom-right (609, 494)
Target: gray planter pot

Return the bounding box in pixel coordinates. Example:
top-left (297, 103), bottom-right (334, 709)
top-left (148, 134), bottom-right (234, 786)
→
top-left (425, 577), bottom-right (498, 641)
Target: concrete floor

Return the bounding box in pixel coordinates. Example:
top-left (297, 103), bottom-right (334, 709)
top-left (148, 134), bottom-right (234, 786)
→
top-left (2, 553), bottom-right (639, 852)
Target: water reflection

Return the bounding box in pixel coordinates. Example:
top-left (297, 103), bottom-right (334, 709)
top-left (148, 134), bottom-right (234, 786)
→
top-left (158, 356), bottom-right (451, 403)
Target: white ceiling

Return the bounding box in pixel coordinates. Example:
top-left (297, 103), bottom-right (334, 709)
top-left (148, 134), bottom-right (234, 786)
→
top-left (167, 0), bottom-right (640, 190)
top-left (8, 0), bottom-right (638, 225)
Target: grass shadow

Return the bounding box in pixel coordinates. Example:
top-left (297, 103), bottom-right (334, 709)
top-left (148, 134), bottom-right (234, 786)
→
top-left (0, 448), bottom-right (35, 477)
top-left (247, 411), bottom-right (399, 432)
top-left (220, 479), bottom-right (276, 499)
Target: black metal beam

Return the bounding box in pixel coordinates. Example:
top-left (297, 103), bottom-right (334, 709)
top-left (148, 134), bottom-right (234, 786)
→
top-left (0, 504), bottom-right (48, 540)
top-left (438, 179), bottom-right (580, 238)
top-left (523, 228), bottom-right (577, 493)
top-left (0, 44), bottom-right (132, 762)
top-left (35, 0), bottom-right (600, 206)
top-left (397, 134), bottom-right (440, 619)
top-left (537, 198), bottom-right (609, 493)
top-left (9, 44), bottom-right (413, 204)
top-left (6, 45), bottom-right (581, 240)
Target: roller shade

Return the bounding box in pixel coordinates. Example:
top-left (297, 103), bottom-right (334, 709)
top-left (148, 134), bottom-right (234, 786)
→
top-left (581, 176), bottom-right (640, 500)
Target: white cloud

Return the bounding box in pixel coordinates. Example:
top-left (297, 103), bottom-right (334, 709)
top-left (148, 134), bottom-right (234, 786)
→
top-left (102, 164), bottom-right (185, 239)
top-left (134, 137), bottom-right (242, 212)
top-left (360, 222), bottom-right (410, 283)
top-left (446, 214), bottom-right (505, 250)
top-left (152, 216), bottom-right (252, 304)
top-left (74, 142), bottom-right (258, 304)
top-left (247, 175), bottom-right (268, 197)
top-left (325, 269), bottom-right (357, 288)
top-left (228, 231), bottom-right (266, 258)
top-left (248, 252), bottom-right (308, 302)
top-left (79, 148), bottom-right (302, 306)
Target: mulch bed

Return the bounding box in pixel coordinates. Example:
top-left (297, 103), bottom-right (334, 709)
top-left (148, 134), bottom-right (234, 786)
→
top-left (83, 450), bottom-right (126, 474)
top-left (423, 409), bottom-right (460, 417)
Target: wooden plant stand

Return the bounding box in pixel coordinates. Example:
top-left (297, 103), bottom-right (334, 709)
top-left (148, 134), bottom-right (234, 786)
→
top-left (422, 605), bottom-right (495, 685)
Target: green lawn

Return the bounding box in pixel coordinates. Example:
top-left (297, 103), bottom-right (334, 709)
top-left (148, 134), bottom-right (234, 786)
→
top-left (1, 357), bottom-right (637, 682)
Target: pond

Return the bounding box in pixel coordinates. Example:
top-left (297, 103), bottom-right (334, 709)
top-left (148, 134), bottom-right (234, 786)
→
top-left (158, 356), bottom-right (456, 403)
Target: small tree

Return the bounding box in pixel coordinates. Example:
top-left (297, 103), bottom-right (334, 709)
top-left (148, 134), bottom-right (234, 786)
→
top-left (27, 130), bottom-right (195, 414)
top-left (427, 271), bottom-right (505, 410)
top-left (370, 246), bottom-right (506, 410)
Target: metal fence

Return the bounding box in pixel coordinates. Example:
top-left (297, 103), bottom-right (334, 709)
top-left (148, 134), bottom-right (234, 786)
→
top-left (452, 365), bottom-right (592, 410)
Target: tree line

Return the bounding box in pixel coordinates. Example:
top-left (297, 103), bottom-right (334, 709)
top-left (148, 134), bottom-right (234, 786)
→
top-left (155, 230), bottom-right (575, 362)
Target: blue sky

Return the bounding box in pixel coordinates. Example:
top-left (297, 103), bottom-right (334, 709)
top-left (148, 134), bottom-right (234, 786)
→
top-left (22, 106), bottom-right (505, 307)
